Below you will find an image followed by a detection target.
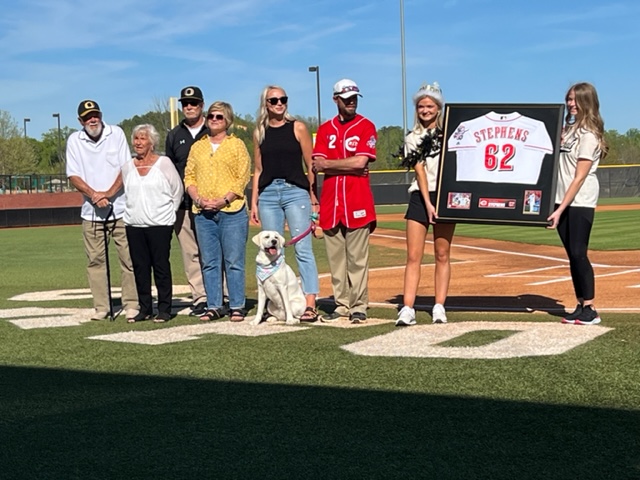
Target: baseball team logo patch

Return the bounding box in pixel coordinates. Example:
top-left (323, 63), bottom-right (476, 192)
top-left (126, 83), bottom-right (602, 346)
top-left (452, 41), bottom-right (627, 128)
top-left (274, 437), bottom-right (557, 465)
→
top-left (366, 135), bottom-right (376, 148)
top-left (452, 125), bottom-right (467, 143)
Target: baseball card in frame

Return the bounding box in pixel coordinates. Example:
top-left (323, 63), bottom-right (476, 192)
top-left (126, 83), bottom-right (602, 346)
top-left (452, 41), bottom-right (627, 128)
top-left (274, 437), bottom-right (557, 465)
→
top-left (435, 103), bottom-right (565, 227)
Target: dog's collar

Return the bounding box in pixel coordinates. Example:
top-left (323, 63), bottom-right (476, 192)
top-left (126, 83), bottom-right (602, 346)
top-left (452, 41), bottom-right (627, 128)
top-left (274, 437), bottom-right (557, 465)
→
top-left (256, 254), bottom-right (285, 282)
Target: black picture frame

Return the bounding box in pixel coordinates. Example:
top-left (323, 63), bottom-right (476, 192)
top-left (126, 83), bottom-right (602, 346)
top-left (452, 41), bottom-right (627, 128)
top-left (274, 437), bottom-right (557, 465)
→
top-left (435, 103), bottom-right (565, 227)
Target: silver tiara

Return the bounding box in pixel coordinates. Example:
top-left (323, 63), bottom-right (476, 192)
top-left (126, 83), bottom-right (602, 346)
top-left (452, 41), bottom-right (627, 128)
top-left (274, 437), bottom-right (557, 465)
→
top-left (418, 82), bottom-right (441, 96)
top-left (413, 81), bottom-right (444, 104)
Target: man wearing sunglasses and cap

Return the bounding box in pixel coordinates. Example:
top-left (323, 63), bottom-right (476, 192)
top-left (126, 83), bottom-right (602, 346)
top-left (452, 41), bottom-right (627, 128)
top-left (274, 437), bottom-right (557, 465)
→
top-left (66, 100), bottom-right (139, 321)
top-left (165, 86), bottom-right (209, 316)
top-left (312, 79), bottom-right (377, 324)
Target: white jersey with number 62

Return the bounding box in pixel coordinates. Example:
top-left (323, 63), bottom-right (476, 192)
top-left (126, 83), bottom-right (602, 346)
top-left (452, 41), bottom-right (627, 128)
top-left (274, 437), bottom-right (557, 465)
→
top-left (448, 111), bottom-right (553, 184)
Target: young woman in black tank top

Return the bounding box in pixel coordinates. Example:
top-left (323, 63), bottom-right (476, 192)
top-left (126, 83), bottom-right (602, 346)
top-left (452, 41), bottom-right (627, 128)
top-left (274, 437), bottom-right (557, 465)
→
top-left (251, 86), bottom-right (320, 322)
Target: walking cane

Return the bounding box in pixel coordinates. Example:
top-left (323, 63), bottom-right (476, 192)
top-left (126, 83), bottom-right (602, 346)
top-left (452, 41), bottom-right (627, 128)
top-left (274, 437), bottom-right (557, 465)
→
top-left (103, 202), bottom-right (115, 321)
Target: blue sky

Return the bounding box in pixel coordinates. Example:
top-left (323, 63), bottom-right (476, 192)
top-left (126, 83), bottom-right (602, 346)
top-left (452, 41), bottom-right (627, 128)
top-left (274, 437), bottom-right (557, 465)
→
top-left (2, 0), bottom-right (639, 139)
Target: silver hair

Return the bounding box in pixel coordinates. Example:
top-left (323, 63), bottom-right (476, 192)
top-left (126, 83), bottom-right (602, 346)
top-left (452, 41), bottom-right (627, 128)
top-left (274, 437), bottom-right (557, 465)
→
top-left (131, 124), bottom-right (160, 150)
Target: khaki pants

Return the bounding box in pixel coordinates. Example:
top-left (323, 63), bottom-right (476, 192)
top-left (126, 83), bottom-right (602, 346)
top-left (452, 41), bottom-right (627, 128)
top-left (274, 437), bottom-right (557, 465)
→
top-left (323, 224), bottom-right (370, 315)
top-left (174, 209), bottom-right (207, 304)
top-left (82, 219), bottom-right (138, 312)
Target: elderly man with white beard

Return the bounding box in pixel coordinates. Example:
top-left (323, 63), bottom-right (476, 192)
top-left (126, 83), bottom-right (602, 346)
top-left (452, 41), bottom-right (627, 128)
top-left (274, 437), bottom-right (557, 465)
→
top-left (66, 100), bottom-right (139, 321)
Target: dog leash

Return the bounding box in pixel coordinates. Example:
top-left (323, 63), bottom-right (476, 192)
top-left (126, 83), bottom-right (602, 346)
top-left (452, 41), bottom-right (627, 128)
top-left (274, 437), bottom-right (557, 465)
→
top-left (285, 212), bottom-right (318, 247)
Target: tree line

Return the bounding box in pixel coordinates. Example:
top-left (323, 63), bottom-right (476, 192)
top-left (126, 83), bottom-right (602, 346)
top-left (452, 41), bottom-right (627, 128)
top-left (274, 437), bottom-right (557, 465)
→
top-left (1, 108), bottom-right (638, 176)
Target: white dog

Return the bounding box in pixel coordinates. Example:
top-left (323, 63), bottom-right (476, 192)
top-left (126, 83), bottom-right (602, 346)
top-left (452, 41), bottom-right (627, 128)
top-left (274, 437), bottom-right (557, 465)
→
top-left (251, 231), bottom-right (306, 325)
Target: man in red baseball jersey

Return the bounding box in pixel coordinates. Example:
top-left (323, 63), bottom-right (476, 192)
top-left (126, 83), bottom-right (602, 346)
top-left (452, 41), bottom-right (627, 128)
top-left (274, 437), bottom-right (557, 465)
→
top-left (312, 78), bottom-right (377, 323)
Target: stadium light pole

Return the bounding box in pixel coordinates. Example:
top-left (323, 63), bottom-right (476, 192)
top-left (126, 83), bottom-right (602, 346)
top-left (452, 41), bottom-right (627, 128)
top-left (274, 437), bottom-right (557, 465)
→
top-left (23, 118), bottom-right (30, 138)
top-left (308, 66), bottom-right (321, 131)
top-left (400, 0), bottom-right (408, 135)
top-left (52, 113), bottom-right (63, 178)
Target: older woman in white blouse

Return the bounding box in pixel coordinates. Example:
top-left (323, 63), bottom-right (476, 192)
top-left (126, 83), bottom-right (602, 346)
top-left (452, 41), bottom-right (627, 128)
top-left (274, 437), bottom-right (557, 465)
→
top-left (122, 124), bottom-right (183, 323)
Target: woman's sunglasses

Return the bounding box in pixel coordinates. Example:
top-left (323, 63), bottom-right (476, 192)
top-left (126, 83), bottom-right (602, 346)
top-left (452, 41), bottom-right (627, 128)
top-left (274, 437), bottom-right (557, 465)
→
top-left (267, 96), bottom-right (288, 106)
top-left (207, 114), bottom-right (225, 121)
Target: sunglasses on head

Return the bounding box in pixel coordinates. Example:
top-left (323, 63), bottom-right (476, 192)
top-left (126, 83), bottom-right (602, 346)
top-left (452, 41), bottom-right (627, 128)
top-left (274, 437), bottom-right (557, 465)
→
top-left (207, 113), bottom-right (225, 121)
top-left (336, 85), bottom-right (359, 94)
top-left (266, 96), bottom-right (288, 106)
top-left (182, 100), bottom-right (200, 107)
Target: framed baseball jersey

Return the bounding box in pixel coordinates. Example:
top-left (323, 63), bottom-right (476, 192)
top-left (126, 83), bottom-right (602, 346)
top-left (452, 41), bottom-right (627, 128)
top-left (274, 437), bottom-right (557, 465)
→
top-left (436, 103), bottom-right (564, 227)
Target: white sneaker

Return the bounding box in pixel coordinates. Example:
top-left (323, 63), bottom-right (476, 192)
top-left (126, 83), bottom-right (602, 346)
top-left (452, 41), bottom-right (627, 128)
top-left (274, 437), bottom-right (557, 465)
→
top-left (395, 306), bottom-right (416, 326)
top-left (432, 303), bottom-right (447, 324)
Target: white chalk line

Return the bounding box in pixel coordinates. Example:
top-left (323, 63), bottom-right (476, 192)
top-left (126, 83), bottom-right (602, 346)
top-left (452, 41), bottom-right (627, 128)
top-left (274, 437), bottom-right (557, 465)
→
top-left (372, 232), bottom-right (570, 263)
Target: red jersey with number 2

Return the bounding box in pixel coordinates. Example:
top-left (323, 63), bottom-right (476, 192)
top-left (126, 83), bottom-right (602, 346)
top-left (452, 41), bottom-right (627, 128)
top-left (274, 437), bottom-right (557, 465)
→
top-left (313, 114), bottom-right (377, 230)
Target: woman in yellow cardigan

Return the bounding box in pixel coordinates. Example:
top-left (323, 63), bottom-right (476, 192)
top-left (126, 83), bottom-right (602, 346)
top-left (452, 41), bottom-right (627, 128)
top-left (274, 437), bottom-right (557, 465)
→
top-left (184, 101), bottom-right (251, 322)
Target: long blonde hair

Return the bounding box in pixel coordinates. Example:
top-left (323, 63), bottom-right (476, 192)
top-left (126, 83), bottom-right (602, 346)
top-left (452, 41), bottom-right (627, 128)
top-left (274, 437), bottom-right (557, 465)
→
top-left (411, 81), bottom-right (444, 134)
top-left (254, 85), bottom-right (296, 144)
top-left (566, 82), bottom-right (607, 158)
top-left (411, 93), bottom-right (444, 135)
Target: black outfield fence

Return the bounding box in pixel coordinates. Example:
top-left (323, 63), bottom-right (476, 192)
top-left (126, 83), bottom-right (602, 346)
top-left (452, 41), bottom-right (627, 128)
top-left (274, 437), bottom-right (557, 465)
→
top-left (596, 165), bottom-right (640, 198)
top-left (0, 207), bottom-right (80, 228)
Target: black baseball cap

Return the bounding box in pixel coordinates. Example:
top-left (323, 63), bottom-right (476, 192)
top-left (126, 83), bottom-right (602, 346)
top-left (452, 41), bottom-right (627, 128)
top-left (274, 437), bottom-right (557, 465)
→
top-left (179, 86), bottom-right (204, 103)
top-left (77, 100), bottom-right (101, 119)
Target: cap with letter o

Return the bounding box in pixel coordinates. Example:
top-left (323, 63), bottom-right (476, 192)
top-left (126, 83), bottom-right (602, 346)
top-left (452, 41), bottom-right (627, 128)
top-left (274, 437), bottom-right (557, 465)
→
top-left (179, 86), bottom-right (204, 103)
top-left (77, 100), bottom-right (101, 120)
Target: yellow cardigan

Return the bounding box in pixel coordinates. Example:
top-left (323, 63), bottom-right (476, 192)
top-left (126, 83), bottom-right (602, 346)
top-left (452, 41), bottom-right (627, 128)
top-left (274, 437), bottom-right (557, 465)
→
top-left (184, 134), bottom-right (251, 214)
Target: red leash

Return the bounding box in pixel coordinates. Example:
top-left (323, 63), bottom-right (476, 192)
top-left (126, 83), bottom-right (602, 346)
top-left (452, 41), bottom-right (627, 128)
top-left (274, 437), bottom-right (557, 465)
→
top-left (285, 222), bottom-right (315, 247)
top-left (284, 212), bottom-right (319, 247)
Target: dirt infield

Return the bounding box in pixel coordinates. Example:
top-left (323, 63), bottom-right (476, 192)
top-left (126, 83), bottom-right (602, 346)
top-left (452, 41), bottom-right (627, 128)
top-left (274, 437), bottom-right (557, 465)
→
top-left (318, 205), bottom-right (640, 315)
top-left (595, 203), bottom-right (640, 211)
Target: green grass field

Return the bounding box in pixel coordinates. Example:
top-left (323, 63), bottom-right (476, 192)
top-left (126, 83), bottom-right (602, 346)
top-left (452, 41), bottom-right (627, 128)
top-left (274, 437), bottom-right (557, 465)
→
top-left (0, 201), bottom-right (639, 479)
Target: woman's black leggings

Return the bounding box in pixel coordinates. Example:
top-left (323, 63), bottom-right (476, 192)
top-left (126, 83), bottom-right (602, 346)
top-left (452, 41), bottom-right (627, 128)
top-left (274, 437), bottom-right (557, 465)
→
top-left (555, 205), bottom-right (595, 301)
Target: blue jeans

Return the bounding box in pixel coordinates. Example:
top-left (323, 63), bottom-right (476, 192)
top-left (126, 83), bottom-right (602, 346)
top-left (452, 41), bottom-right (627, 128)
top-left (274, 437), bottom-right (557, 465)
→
top-left (194, 206), bottom-right (248, 310)
top-left (258, 179), bottom-right (319, 295)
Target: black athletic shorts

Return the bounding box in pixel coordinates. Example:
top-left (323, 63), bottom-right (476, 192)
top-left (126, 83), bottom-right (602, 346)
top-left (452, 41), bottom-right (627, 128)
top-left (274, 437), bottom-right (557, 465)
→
top-left (404, 191), bottom-right (437, 224)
